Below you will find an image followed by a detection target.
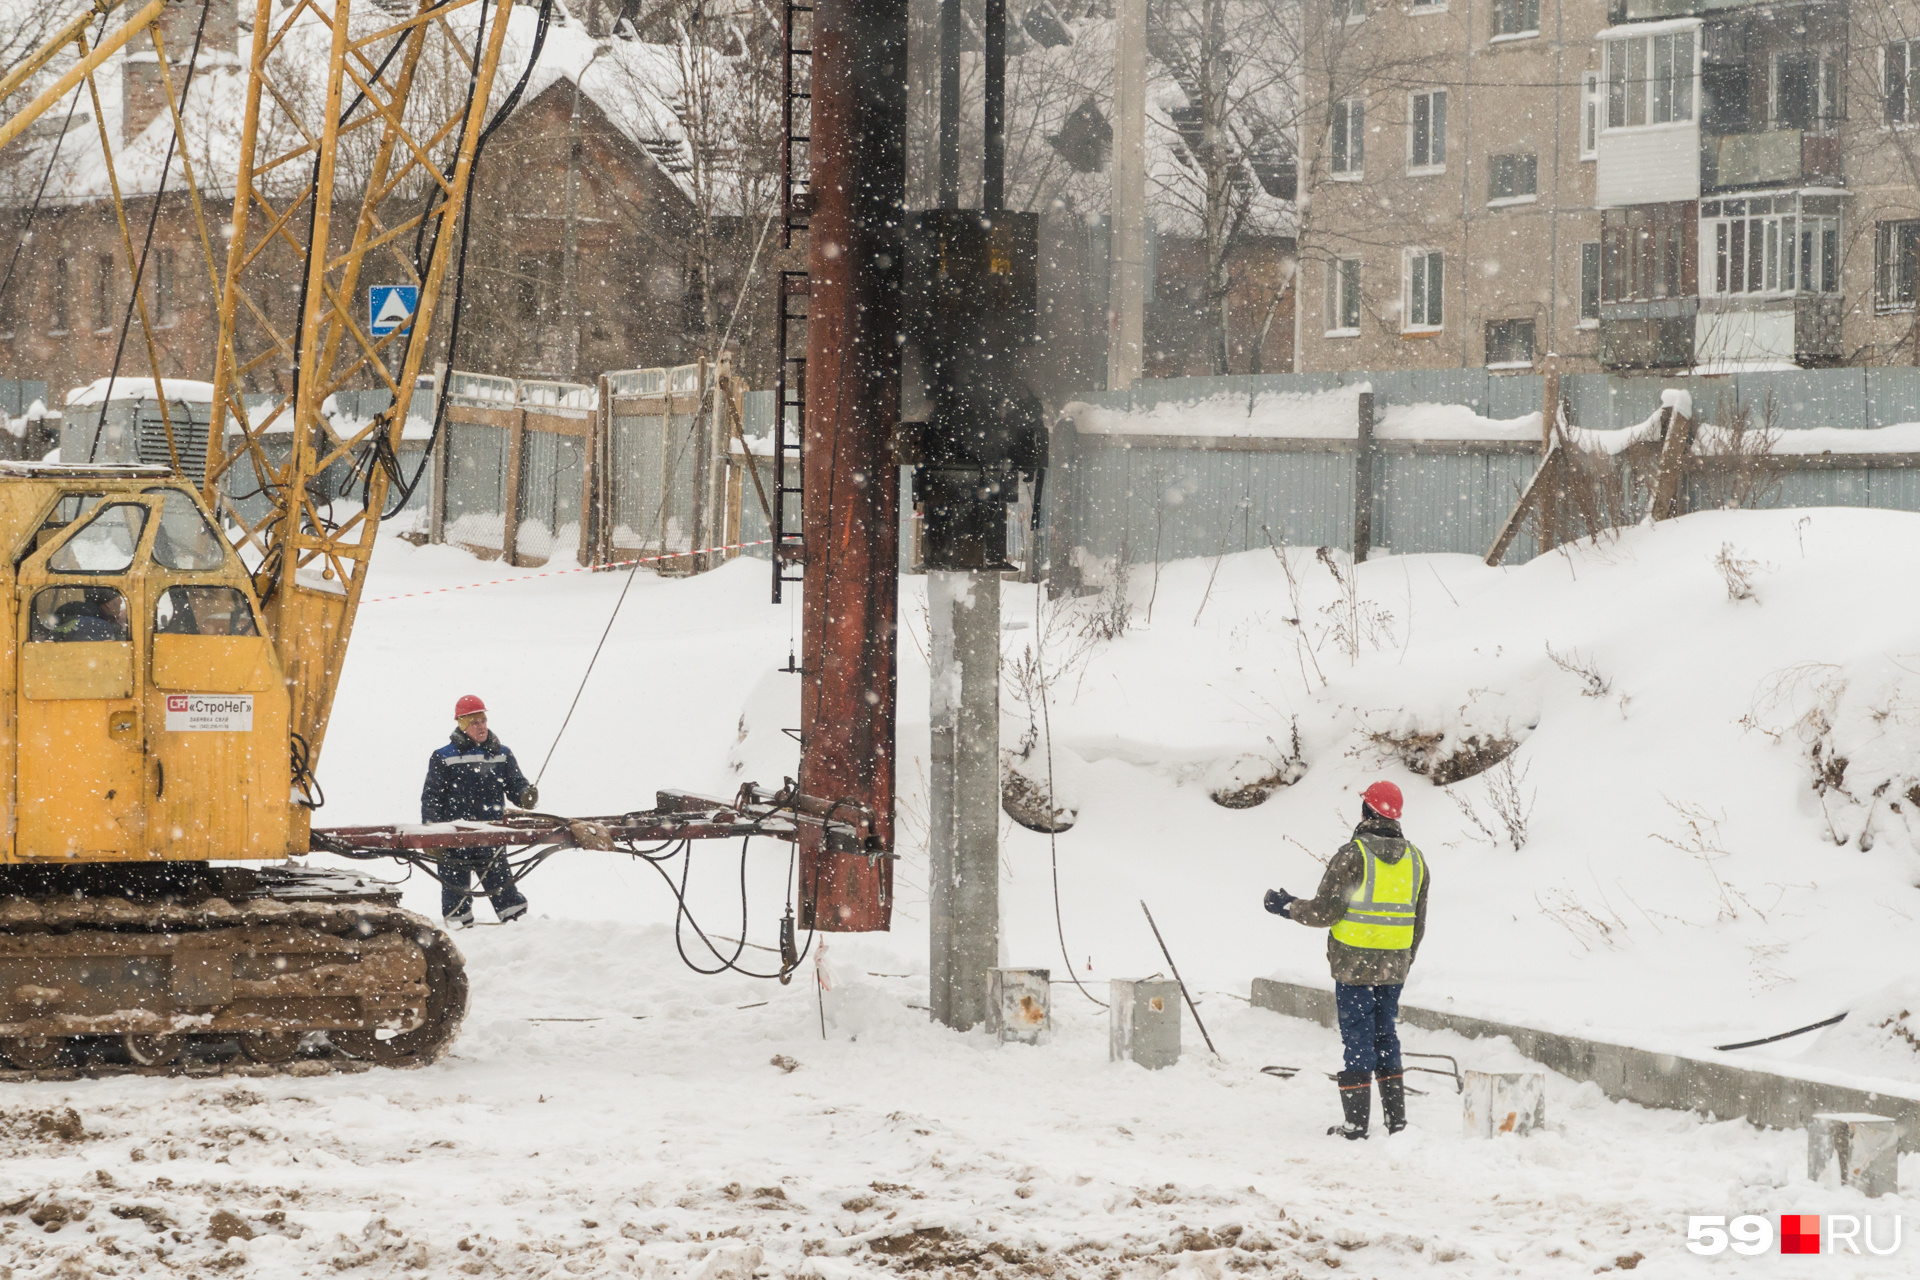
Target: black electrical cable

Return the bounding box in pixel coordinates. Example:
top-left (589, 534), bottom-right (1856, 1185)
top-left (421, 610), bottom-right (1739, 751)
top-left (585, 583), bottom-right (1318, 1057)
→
top-left (325, 805), bottom-right (819, 982)
top-left (375, 0), bottom-right (557, 518)
top-left (93, 0), bottom-right (214, 463)
top-left (284, 4), bottom-right (451, 420)
top-left (1713, 1012), bottom-right (1846, 1052)
top-left (1032, 578), bottom-right (1105, 1008)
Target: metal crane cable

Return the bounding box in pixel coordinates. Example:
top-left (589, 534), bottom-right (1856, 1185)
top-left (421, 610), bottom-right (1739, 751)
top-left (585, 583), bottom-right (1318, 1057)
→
top-left (367, 0), bottom-right (558, 517)
top-left (94, 0), bottom-right (215, 458)
top-left (0, 9), bottom-right (113, 360)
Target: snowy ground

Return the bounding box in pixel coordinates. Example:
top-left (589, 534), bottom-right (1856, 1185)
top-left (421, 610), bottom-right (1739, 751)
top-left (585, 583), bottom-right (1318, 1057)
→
top-left (4, 507), bottom-right (1920, 1275)
top-left (2, 920), bottom-right (1914, 1278)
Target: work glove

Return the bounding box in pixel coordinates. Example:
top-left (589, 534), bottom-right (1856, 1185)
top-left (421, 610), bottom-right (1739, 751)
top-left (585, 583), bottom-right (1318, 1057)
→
top-left (1264, 888), bottom-right (1297, 918)
top-left (514, 785), bottom-right (539, 810)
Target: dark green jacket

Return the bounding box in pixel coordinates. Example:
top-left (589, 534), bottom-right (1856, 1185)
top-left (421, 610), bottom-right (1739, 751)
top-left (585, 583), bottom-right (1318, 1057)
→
top-left (1287, 816), bottom-right (1430, 985)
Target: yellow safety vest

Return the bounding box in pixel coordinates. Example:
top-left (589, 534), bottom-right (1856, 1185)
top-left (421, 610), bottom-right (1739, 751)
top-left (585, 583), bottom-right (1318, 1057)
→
top-left (1329, 839), bottom-right (1424, 950)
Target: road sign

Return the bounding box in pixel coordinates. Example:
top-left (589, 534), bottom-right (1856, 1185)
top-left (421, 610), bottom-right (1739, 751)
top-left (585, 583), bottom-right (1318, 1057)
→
top-left (369, 285), bottom-right (417, 337)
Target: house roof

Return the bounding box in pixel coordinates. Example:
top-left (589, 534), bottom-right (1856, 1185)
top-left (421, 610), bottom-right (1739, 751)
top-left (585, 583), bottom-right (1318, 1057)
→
top-left (0, 5), bottom-right (715, 208)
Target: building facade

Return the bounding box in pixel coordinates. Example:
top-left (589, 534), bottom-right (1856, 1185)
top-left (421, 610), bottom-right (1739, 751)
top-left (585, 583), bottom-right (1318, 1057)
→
top-left (0, 4), bottom-right (779, 404)
top-left (1296, 0), bottom-right (1920, 378)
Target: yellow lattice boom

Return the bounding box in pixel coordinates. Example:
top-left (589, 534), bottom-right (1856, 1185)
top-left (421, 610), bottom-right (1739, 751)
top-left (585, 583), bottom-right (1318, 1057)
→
top-left (1, 0), bottom-right (519, 849)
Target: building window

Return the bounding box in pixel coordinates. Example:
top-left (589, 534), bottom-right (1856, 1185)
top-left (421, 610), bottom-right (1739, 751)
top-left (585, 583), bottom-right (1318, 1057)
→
top-left (1581, 71), bottom-right (1600, 159)
top-left (1486, 319), bottom-right (1535, 368)
top-left (1490, 0), bottom-right (1536, 39)
top-left (1411, 0), bottom-right (1443, 8)
top-left (93, 254), bottom-right (115, 332)
top-left (1876, 220), bottom-right (1920, 311)
top-left (1605, 29), bottom-right (1695, 129)
top-left (1886, 41), bottom-right (1920, 126)
top-left (1602, 202), bottom-right (1696, 303)
top-left (1409, 90), bottom-right (1446, 171)
top-left (1773, 52), bottom-right (1841, 134)
top-left (1580, 241), bottom-right (1601, 324)
top-left (1338, 0), bottom-right (1365, 21)
top-left (1404, 249), bottom-right (1443, 330)
top-left (1701, 195), bottom-right (1839, 296)
top-left (51, 258), bottom-right (70, 333)
top-left (1326, 257), bottom-right (1361, 334)
top-left (153, 247), bottom-right (175, 321)
top-left (1487, 153), bottom-right (1536, 203)
top-left (1330, 97), bottom-right (1364, 177)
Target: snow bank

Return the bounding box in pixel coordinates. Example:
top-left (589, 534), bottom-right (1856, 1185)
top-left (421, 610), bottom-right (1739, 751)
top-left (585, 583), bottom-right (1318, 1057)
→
top-left (321, 506), bottom-right (1920, 1092)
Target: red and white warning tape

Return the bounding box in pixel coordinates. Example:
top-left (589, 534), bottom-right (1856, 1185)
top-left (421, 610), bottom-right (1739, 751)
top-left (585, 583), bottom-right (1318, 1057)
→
top-left (362, 538), bottom-right (774, 603)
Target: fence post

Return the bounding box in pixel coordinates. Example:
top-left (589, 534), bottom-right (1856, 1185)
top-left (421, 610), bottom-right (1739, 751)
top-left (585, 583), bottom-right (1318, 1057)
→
top-left (689, 356), bottom-right (714, 572)
top-left (1352, 390), bottom-right (1374, 563)
top-left (1046, 411), bottom-right (1081, 598)
top-left (1538, 360), bottom-right (1561, 550)
top-left (584, 374), bottom-right (607, 566)
top-left (429, 364), bottom-right (449, 545)
top-left (502, 405), bottom-right (525, 566)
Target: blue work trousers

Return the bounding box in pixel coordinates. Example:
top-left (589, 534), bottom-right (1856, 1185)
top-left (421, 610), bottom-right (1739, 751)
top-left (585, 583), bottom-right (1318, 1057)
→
top-left (440, 848), bottom-right (528, 923)
top-left (1334, 981), bottom-right (1403, 1074)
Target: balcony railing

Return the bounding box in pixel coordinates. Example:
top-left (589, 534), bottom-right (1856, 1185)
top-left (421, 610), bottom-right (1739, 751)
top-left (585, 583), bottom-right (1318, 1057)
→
top-left (1613, 0), bottom-right (1837, 20)
top-left (1702, 129), bottom-right (1841, 192)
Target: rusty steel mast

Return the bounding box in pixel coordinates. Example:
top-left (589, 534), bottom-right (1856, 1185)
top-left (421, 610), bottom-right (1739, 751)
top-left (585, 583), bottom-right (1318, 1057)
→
top-left (792, 0), bottom-right (909, 932)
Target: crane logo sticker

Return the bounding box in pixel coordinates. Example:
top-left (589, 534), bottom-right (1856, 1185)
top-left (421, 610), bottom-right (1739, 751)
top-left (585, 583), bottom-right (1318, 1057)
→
top-left (164, 695), bottom-right (254, 732)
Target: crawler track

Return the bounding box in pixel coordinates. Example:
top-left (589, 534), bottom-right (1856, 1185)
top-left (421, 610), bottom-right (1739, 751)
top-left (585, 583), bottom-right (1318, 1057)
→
top-left (0, 865), bottom-right (466, 1079)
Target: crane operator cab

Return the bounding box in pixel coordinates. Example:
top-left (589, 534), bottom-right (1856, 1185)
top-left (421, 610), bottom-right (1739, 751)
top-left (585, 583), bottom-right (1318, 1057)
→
top-left (4, 463), bottom-right (291, 866)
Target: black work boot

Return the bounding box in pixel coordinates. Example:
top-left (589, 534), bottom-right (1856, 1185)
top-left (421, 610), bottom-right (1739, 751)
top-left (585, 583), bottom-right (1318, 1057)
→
top-left (1376, 1068), bottom-right (1408, 1134)
top-left (1329, 1070), bottom-right (1371, 1140)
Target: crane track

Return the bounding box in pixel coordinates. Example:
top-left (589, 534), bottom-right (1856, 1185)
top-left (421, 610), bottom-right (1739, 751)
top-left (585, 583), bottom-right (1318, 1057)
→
top-left (0, 867), bottom-right (468, 1080)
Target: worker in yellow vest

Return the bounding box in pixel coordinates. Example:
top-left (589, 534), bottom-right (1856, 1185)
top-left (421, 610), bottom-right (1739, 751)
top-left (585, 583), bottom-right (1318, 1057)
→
top-left (1264, 780), bottom-right (1430, 1140)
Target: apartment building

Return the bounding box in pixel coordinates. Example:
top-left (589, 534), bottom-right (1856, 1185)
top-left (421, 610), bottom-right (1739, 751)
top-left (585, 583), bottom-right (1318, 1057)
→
top-left (1599, 0), bottom-right (1920, 370)
top-left (1297, 0), bottom-right (1609, 375)
top-left (1297, 0), bottom-right (1920, 376)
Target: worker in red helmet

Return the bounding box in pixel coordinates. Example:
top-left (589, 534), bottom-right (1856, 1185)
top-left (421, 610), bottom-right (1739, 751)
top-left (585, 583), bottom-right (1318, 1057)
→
top-left (421, 694), bottom-right (539, 926)
top-left (1265, 779), bottom-right (1430, 1140)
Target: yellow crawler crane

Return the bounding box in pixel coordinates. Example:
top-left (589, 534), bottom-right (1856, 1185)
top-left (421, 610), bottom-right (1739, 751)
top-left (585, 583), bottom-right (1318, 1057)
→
top-left (0, 0), bottom-right (524, 1074)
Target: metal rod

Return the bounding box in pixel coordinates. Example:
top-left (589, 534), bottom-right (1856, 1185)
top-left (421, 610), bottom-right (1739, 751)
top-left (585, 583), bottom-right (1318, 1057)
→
top-left (982, 0), bottom-right (1005, 210)
top-left (937, 0), bottom-right (961, 208)
top-left (1139, 901), bottom-right (1221, 1059)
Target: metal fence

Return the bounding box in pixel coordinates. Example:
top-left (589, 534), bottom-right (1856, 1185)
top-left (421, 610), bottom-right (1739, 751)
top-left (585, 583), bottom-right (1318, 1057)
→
top-left (433, 372), bottom-right (593, 565)
top-left (431, 361), bottom-right (759, 571)
top-left (1052, 366), bottom-right (1920, 580)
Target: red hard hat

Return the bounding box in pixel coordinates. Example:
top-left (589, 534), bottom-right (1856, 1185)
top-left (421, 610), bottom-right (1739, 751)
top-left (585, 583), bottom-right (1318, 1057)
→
top-left (454, 694), bottom-right (487, 719)
top-left (1362, 780), bottom-right (1404, 819)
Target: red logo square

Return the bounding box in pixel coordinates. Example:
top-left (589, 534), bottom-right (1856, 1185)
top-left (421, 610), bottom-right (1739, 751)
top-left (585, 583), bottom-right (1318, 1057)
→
top-left (166, 695), bottom-right (188, 712)
top-left (1780, 1215), bottom-right (1820, 1255)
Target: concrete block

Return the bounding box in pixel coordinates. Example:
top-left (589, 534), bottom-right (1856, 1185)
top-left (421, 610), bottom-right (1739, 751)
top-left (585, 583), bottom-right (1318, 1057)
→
top-left (1249, 977), bottom-right (1334, 1027)
top-left (1110, 978), bottom-right (1181, 1069)
top-left (1463, 1070), bottom-right (1545, 1138)
top-left (986, 968), bottom-right (1050, 1044)
top-left (1810, 1114), bottom-right (1900, 1197)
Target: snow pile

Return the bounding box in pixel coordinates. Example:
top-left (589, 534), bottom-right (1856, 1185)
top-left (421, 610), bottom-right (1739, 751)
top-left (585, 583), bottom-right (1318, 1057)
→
top-left (1804, 978), bottom-right (1920, 1080)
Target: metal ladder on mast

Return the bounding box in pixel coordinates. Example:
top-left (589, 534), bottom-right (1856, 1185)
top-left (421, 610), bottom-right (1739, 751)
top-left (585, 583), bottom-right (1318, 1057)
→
top-left (772, 0), bottom-right (812, 604)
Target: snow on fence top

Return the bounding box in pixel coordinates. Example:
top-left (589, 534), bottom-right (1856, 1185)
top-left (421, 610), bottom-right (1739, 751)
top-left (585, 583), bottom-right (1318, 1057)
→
top-left (1066, 384), bottom-right (1920, 456)
top-left (1064, 387), bottom-right (1545, 443)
